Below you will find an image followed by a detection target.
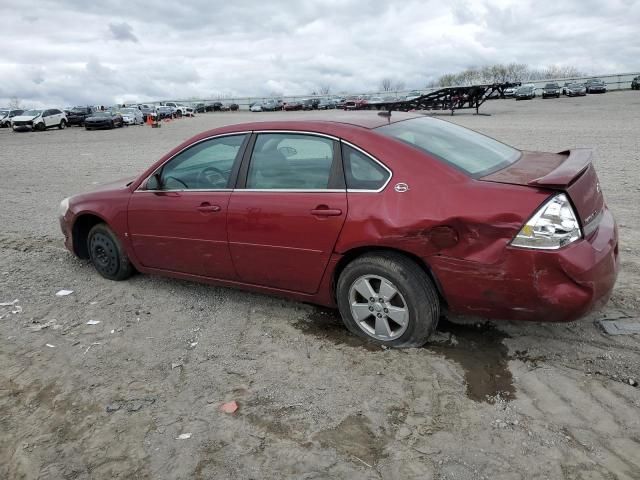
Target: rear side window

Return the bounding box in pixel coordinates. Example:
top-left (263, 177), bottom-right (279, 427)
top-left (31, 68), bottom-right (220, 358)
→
top-left (247, 133), bottom-right (335, 189)
top-left (342, 144), bottom-right (390, 191)
top-left (376, 117), bottom-right (520, 177)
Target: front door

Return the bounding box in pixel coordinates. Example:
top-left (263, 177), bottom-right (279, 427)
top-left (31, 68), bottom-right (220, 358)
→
top-left (227, 132), bottom-right (347, 294)
top-left (128, 134), bottom-right (248, 279)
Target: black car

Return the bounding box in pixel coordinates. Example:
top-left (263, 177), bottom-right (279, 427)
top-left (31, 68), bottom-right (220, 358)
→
top-left (66, 106), bottom-right (95, 126)
top-left (205, 102), bottom-right (223, 112)
top-left (84, 111), bottom-right (124, 130)
top-left (515, 85), bottom-right (535, 100)
top-left (542, 83), bottom-right (560, 99)
top-left (155, 106), bottom-right (174, 120)
top-left (631, 76), bottom-right (640, 90)
top-left (317, 98), bottom-right (336, 110)
top-left (585, 79), bottom-right (606, 93)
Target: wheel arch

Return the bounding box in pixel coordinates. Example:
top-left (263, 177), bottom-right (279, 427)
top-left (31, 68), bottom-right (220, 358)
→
top-left (71, 213), bottom-right (108, 259)
top-left (332, 246), bottom-right (447, 307)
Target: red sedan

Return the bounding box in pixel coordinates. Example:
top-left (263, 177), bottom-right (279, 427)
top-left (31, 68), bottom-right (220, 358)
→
top-left (59, 112), bottom-right (618, 347)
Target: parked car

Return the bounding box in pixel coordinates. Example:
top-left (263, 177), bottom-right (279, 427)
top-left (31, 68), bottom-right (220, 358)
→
top-left (542, 83), bottom-right (561, 99)
top-left (249, 103), bottom-right (263, 112)
top-left (503, 85), bottom-right (519, 97)
top-left (119, 108), bottom-right (144, 125)
top-left (65, 106), bottom-right (96, 126)
top-left (205, 102), bottom-right (223, 112)
top-left (585, 79), bottom-right (607, 94)
top-left (57, 113), bottom-right (618, 347)
top-left (333, 97), bottom-right (347, 109)
top-left (261, 100), bottom-right (279, 112)
top-left (155, 106), bottom-right (174, 120)
top-left (317, 98), bottom-right (336, 110)
top-left (228, 103), bottom-right (239, 111)
top-left (344, 96), bottom-right (369, 110)
top-left (84, 111), bottom-right (124, 130)
top-left (515, 85), bottom-right (536, 100)
top-left (405, 91), bottom-right (422, 101)
top-left (162, 102), bottom-right (193, 117)
top-left (283, 101), bottom-right (302, 111)
top-left (0, 108), bottom-right (24, 127)
top-left (12, 108), bottom-right (67, 131)
top-left (564, 83), bottom-right (587, 97)
top-left (139, 105), bottom-right (156, 122)
top-left (630, 76), bottom-right (639, 90)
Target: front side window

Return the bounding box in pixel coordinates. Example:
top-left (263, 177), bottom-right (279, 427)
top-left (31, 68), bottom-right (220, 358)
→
top-left (246, 133), bottom-right (335, 189)
top-left (376, 117), bottom-right (520, 177)
top-left (342, 144), bottom-right (390, 190)
top-left (157, 134), bottom-right (247, 190)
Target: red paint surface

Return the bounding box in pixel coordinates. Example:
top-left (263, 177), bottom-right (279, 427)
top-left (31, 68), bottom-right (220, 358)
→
top-left (60, 114), bottom-right (618, 323)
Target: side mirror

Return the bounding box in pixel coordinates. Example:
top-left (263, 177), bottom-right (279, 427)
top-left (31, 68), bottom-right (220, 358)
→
top-left (146, 173), bottom-right (162, 190)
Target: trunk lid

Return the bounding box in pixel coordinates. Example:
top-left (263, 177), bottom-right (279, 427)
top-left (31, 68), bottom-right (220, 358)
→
top-left (481, 149), bottom-right (605, 231)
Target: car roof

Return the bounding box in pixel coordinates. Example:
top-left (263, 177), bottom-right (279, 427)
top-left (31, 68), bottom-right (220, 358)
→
top-left (182, 112), bottom-right (425, 146)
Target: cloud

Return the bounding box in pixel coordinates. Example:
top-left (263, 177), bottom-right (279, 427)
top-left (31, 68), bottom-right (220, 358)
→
top-left (108, 22), bottom-right (138, 42)
top-left (0, 0), bottom-right (638, 108)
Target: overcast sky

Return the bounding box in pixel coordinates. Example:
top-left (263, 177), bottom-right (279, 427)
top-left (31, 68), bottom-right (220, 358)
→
top-left (1, 0), bottom-right (639, 107)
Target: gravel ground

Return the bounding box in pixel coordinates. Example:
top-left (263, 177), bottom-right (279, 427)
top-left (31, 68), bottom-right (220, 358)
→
top-left (1, 92), bottom-right (639, 479)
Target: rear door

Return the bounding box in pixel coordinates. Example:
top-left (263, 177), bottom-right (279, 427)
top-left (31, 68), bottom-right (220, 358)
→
top-left (128, 133), bottom-right (248, 278)
top-left (227, 132), bottom-right (347, 293)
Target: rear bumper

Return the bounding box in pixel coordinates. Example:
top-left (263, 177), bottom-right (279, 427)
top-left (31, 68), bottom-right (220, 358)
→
top-left (431, 207), bottom-right (619, 322)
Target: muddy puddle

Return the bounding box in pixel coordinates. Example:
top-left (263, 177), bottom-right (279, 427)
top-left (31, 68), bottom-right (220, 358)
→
top-left (295, 308), bottom-right (515, 403)
top-left (427, 318), bottom-right (515, 403)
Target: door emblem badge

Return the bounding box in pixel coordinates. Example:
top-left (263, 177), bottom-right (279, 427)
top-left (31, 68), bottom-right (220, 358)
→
top-left (394, 183), bottom-right (409, 192)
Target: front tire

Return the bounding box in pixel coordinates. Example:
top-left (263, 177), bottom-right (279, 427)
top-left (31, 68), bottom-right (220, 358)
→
top-left (87, 223), bottom-right (134, 281)
top-left (336, 253), bottom-right (440, 348)
top-left (35, 122), bottom-right (46, 131)
top-left (59, 120), bottom-right (66, 129)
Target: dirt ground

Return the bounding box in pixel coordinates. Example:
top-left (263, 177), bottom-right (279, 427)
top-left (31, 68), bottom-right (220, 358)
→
top-left (1, 92), bottom-right (639, 480)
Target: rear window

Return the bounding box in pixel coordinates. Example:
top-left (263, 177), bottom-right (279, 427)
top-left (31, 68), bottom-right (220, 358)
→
top-left (376, 117), bottom-right (520, 177)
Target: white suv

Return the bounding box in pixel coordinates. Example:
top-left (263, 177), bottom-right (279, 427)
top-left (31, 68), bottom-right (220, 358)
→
top-left (162, 102), bottom-right (194, 117)
top-left (11, 108), bottom-right (68, 131)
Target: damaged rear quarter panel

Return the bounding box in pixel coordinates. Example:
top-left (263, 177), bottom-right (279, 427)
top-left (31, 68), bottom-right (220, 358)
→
top-left (334, 138), bottom-right (556, 317)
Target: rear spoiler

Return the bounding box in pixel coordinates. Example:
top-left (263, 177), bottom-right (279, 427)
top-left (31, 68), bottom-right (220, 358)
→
top-left (528, 149), bottom-right (592, 188)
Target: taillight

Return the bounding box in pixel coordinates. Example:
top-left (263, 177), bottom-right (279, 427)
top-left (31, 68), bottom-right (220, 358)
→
top-left (511, 193), bottom-right (582, 250)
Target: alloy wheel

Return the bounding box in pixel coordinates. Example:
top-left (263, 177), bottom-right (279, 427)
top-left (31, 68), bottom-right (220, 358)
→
top-left (348, 274), bottom-right (409, 341)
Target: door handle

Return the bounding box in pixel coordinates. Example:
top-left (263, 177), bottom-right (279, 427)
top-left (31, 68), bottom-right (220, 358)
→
top-left (310, 206), bottom-right (342, 216)
top-left (197, 203), bottom-right (221, 213)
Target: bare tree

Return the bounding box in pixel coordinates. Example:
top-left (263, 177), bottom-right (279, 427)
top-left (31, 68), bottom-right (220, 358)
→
top-left (318, 85), bottom-right (331, 95)
top-left (394, 81), bottom-right (406, 92)
top-left (380, 78), bottom-right (393, 92)
top-left (9, 97), bottom-right (22, 110)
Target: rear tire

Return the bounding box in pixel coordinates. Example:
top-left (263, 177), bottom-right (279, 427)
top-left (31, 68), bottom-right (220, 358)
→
top-left (87, 223), bottom-right (134, 281)
top-left (336, 252), bottom-right (440, 348)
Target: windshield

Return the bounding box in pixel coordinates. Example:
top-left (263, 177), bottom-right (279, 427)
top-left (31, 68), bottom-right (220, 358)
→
top-left (23, 109), bottom-right (42, 116)
top-left (376, 117), bottom-right (520, 177)
top-left (545, 84), bottom-right (558, 88)
top-left (92, 112), bottom-right (111, 117)
top-left (121, 108), bottom-right (136, 114)
top-left (0, 110), bottom-right (8, 117)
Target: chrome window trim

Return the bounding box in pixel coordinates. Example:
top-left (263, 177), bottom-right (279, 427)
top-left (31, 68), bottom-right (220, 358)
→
top-left (341, 140), bottom-right (393, 193)
top-left (134, 131), bottom-right (251, 192)
top-left (235, 189), bottom-right (345, 193)
top-left (137, 189), bottom-right (233, 193)
top-left (251, 129), bottom-right (339, 141)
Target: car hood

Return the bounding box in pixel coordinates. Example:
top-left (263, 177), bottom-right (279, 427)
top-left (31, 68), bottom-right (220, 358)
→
top-left (86, 116), bottom-right (111, 121)
top-left (90, 176), bottom-right (137, 193)
top-left (11, 114), bottom-right (40, 122)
